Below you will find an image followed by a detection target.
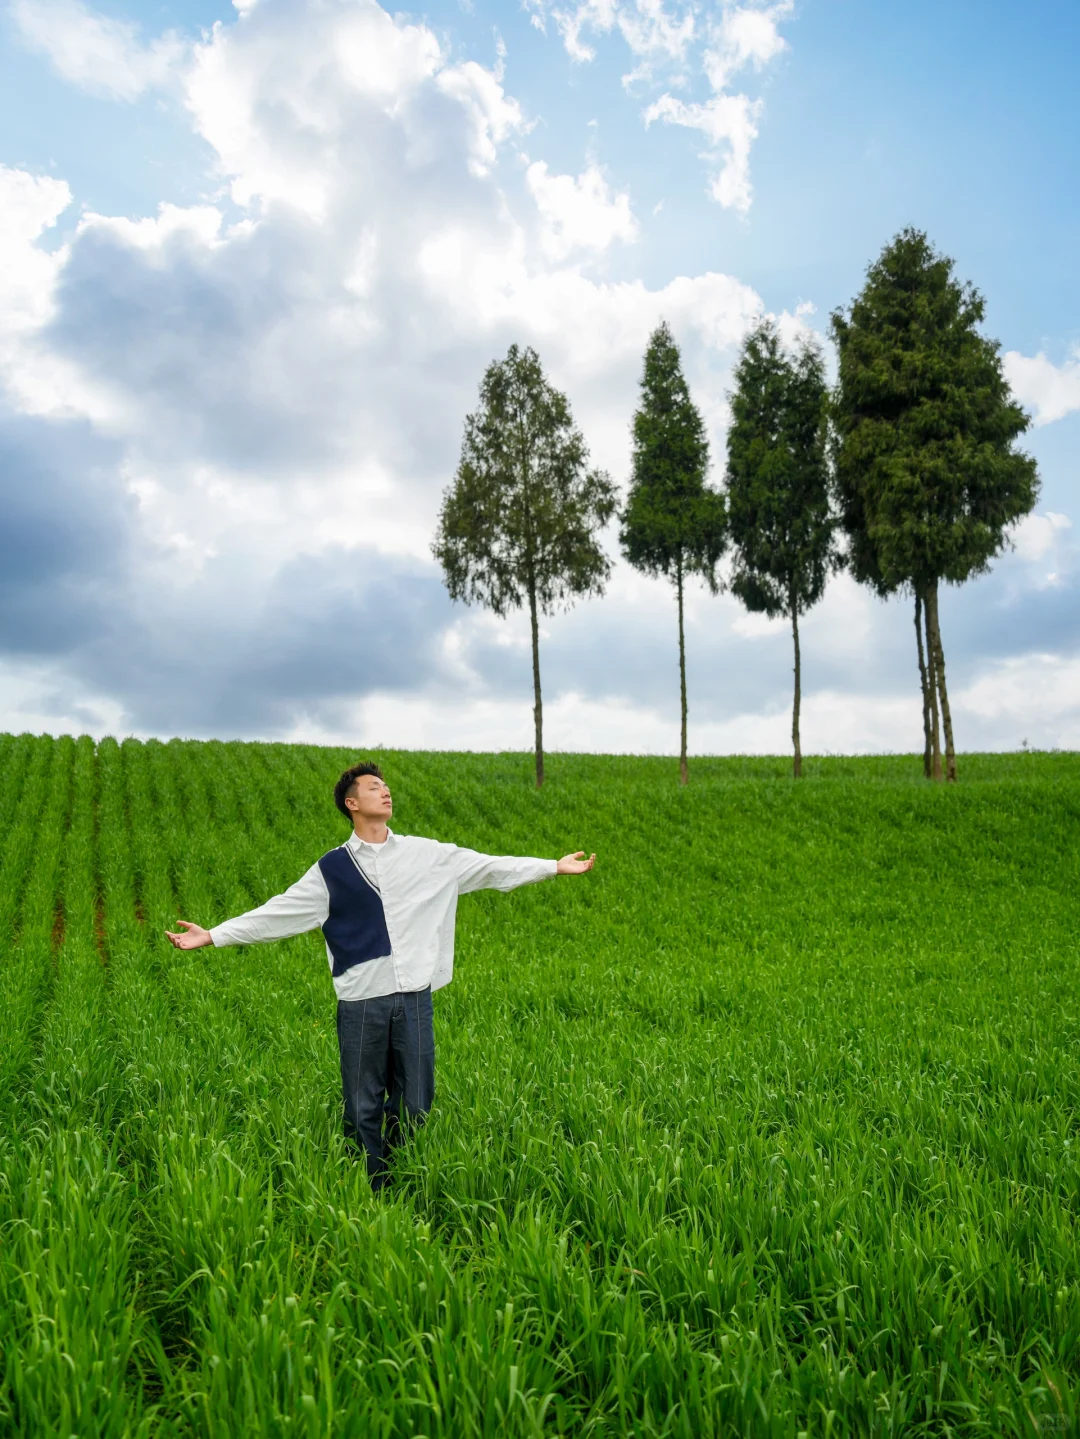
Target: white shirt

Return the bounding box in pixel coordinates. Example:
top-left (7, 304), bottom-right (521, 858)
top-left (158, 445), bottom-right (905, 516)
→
top-left (209, 828), bottom-right (557, 1001)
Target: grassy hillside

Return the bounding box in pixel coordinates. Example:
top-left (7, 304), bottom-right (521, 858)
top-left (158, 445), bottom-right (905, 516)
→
top-left (0, 736), bottom-right (1077, 1435)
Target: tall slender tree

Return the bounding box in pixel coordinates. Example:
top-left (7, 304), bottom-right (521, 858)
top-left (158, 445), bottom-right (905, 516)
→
top-left (620, 322), bottom-right (727, 785)
top-left (831, 229), bottom-right (1039, 781)
top-left (433, 344), bottom-right (616, 788)
top-left (725, 320), bottom-right (836, 778)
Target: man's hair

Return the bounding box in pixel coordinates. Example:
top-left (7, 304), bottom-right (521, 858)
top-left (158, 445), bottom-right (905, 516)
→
top-left (334, 761), bottom-right (385, 819)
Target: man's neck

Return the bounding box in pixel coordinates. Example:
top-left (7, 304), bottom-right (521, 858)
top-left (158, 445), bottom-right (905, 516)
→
top-left (351, 819), bottom-right (389, 846)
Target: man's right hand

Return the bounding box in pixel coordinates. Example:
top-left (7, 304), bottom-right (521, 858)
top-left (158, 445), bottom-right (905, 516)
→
top-left (165, 921), bottom-right (214, 950)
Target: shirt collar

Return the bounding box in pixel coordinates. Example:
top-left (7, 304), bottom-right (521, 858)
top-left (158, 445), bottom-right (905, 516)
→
top-left (347, 826), bottom-right (395, 850)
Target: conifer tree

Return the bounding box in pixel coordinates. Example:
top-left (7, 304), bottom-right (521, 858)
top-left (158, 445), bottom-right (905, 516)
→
top-left (725, 320), bottom-right (835, 778)
top-left (831, 229), bottom-right (1039, 781)
top-left (620, 322), bottom-right (727, 785)
top-left (433, 345), bottom-right (616, 788)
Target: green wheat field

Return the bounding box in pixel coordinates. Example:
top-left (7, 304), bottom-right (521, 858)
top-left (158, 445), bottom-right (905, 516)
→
top-left (0, 734), bottom-right (1077, 1436)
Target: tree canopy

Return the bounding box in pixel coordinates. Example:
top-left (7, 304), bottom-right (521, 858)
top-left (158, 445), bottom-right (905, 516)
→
top-left (620, 322), bottom-right (727, 586)
top-left (726, 320), bottom-right (834, 620)
top-left (830, 228), bottom-right (1038, 594)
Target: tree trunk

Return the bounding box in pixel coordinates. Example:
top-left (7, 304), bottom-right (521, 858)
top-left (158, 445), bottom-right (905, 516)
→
top-left (923, 589), bottom-right (943, 781)
top-left (790, 584), bottom-right (802, 779)
top-left (677, 557), bottom-right (688, 786)
top-left (528, 584), bottom-right (544, 789)
top-left (914, 590), bottom-right (932, 779)
top-left (926, 579), bottom-right (957, 783)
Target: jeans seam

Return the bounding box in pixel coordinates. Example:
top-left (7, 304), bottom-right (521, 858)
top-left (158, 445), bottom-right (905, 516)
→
top-left (414, 990), bottom-right (420, 1113)
top-left (353, 1000), bottom-right (366, 1137)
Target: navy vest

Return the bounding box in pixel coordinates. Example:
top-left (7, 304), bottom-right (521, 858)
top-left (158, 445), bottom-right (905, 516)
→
top-left (318, 846), bottom-right (392, 978)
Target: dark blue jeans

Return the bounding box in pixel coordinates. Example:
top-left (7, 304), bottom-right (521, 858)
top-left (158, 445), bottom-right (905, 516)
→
top-left (336, 987), bottom-right (435, 1188)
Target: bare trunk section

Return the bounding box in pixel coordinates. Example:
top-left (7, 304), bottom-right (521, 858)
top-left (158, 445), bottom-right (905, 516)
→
top-left (914, 590), bottom-right (932, 779)
top-left (926, 580), bottom-right (957, 783)
top-left (922, 587), bottom-right (943, 781)
top-left (518, 420), bottom-right (544, 790)
top-left (528, 584), bottom-right (544, 789)
top-left (790, 583), bottom-right (802, 779)
top-left (677, 556), bottom-right (688, 786)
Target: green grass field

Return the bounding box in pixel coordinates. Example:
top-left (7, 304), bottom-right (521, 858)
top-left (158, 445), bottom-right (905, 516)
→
top-left (0, 735), bottom-right (1077, 1436)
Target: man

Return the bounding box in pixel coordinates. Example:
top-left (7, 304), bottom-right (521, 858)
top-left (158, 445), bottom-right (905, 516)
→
top-left (165, 760), bottom-right (595, 1188)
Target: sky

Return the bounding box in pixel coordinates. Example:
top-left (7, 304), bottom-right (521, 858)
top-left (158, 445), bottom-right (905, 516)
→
top-left (1, 0), bottom-right (1078, 757)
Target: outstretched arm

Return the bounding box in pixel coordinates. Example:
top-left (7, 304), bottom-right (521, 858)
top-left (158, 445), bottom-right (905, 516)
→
top-left (453, 846), bottom-right (596, 894)
top-left (164, 863), bottom-right (329, 951)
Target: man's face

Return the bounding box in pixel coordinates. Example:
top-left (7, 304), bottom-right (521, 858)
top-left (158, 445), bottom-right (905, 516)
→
top-left (347, 774), bottom-right (393, 822)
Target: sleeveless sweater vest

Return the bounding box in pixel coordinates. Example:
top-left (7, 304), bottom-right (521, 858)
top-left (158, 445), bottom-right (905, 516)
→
top-left (317, 846), bottom-right (392, 978)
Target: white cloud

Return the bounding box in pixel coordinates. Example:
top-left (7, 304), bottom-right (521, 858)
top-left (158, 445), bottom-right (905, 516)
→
top-left (730, 607), bottom-right (786, 639)
top-left (78, 203), bottom-right (226, 259)
top-left (525, 3), bottom-right (790, 212)
top-left (644, 90), bottom-right (761, 212)
top-left (183, 0), bottom-right (527, 216)
top-left (1003, 346), bottom-right (1080, 427)
top-left (1010, 510), bottom-right (1071, 564)
top-left (10, 0), bottom-right (185, 101)
top-left (281, 685), bottom-right (873, 754)
top-left (527, 0), bottom-right (695, 72)
top-left (526, 161), bottom-right (639, 259)
top-left (704, 0), bottom-right (791, 91)
top-left (618, 0), bottom-right (696, 78)
top-left (957, 653), bottom-right (1080, 744)
top-left (527, 0), bottom-right (622, 66)
top-left (0, 166), bottom-right (128, 424)
top-left (0, 657), bottom-right (129, 740)
top-left (435, 60), bottom-right (529, 177)
top-left (185, 0), bottom-right (451, 215)
top-left (642, 1), bottom-right (792, 214)
top-left (0, 166), bottom-right (71, 336)
top-left (273, 677), bottom-right (1037, 760)
top-left (1000, 510), bottom-right (1075, 593)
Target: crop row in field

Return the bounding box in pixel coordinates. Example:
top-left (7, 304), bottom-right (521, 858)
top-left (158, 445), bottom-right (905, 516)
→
top-left (0, 737), bottom-right (1077, 1436)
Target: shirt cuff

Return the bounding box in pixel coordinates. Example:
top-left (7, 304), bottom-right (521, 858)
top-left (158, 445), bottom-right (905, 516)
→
top-left (208, 923), bottom-right (233, 948)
